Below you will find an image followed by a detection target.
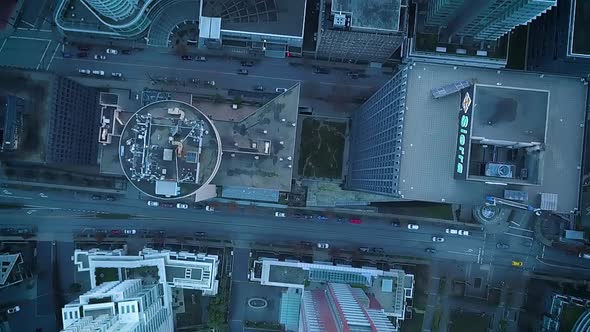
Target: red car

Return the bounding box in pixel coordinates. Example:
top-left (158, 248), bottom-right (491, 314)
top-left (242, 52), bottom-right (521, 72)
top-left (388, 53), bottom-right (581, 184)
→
top-left (349, 218), bottom-right (362, 224)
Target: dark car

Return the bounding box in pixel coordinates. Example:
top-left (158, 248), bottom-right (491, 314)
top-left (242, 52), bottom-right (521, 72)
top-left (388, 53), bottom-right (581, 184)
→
top-left (161, 202), bottom-right (175, 208)
top-left (238, 69), bottom-right (249, 75)
top-left (313, 67), bottom-right (330, 74)
top-left (76, 52), bottom-right (88, 58)
top-left (253, 85), bottom-right (264, 91)
top-left (349, 218), bottom-right (362, 224)
top-left (194, 232), bottom-right (206, 237)
top-left (121, 49), bottom-right (131, 55)
top-left (91, 195), bottom-right (102, 200)
top-left (293, 212), bottom-right (305, 218)
top-left (193, 203), bottom-right (205, 210)
top-left (425, 248), bottom-right (437, 254)
top-left (300, 241), bottom-right (313, 247)
top-left (111, 229), bottom-right (123, 236)
top-left (62, 52), bottom-right (72, 58)
top-left (496, 242), bottom-right (510, 249)
top-left (77, 46), bottom-right (90, 51)
top-left (347, 72), bottom-right (359, 79)
top-left (391, 220), bottom-right (401, 227)
top-left (241, 60), bottom-right (254, 67)
top-left (105, 196), bottom-right (116, 201)
top-left (181, 55), bottom-right (193, 60)
top-left (371, 247), bottom-right (384, 254)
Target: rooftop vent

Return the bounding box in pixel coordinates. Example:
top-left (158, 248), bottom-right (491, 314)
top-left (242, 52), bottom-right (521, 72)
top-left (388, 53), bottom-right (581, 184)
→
top-left (333, 13), bottom-right (347, 28)
top-left (485, 163), bottom-right (515, 179)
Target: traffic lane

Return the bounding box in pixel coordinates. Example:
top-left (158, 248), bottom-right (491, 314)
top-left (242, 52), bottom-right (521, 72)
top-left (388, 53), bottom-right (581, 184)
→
top-left (540, 245), bottom-right (590, 268)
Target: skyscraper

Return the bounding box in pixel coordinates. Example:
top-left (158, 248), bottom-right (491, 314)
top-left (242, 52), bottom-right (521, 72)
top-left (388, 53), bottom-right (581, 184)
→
top-left (425, 0), bottom-right (556, 40)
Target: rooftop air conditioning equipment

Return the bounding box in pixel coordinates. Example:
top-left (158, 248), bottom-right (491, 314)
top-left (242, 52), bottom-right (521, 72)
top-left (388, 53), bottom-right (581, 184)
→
top-left (485, 163), bottom-right (515, 179)
top-left (333, 13), bottom-right (347, 28)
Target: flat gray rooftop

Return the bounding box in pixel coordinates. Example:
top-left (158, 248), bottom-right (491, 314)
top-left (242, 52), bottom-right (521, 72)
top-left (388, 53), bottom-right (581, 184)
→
top-left (202, 0), bottom-right (305, 37)
top-left (165, 266), bottom-right (202, 281)
top-left (399, 62), bottom-right (587, 213)
top-left (332, 0), bottom-right (401, 31)
top-left (471, 85), bottom-right (548, 143)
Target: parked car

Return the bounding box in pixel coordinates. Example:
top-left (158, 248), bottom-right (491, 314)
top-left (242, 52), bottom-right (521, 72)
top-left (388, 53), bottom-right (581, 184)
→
top-left (317, 243), bottom-right (330, 249)
top-left (425, 248), bottom-right (437, 254)
top-left (78, 69), bottom-right (91, 75)
top-left (349, 218), bottom-right (362, 224)
top-left (77, 46), bottom-right (90, 51)
top-left (496, 242), bottom-right (510, 249)
top-left (372, 247), bottom-right (384, 254)
top-left (124, 229), bottom-right (136, 235)
top-left (511, 260), bottom-right (523, 267)
top-left (6, 306), bottom-right (20, 314)
top-left (253, 85), bottom-right (264, 91)
top-left (181, 55), bottom-right (193, 60)
top-left (238, 69), bottom-right (249, 75)
top-left (313, 67), bottom-right (330, 74)
top-left (195, 56), bottom-right (207, 61)
top-left (111, 229), bottom-right (123, 236)
top-left (458, 230), bottom-right (470, 236)
top-left (335, 217), bottom-right (344, 223)
top-left (106, 48), bottom-right (118, 55)
top-left (194, 232), bottom-right (206, 237)
top-left (205, 205), bottom-right (215, 212)
top-left (121, 49), bottom-right (131, 55)
top-left (317, 215), bottom-right (328, 221)
top-left (359, 247), bottom-right (370, 252)
top-left (241, 60), bottom-right (254, 67)
top-left (274, 211), bottom-right (286, 217)
top-left (111, 72), bottom-right (123, 78)
top-left (176, 203), bottom-right (188, 209)
top-left (193, 203), bottom-right (205, 210)
top-left (347, 72), bottom-right (359, 79)
top-left (407, 224), bottom-right (419, 230)
top-left (76, 52), bottom-right (88, 58)
top-left (275, 88), bottom-right (288, 93)
top-left (94, 54), bottom-right (106, 60)
top-left (62, 52), bottom-right (72, 58)
top-left (161, 202), bottom-right (175, 208)
top-left (91, 70), bottom-right (105, 76)
top-left (445, 228), bottom-right (458, 235)
top-left (91, 195), bottom-right (102, 200)
top-left (391, 220), bottom-right (401, 227)
top-left (204, 80), bottom-right (216, 87)
top-left (105, 196), bottom-right (116, 201)
top-left (300, 241), bottom-right (313, 247)
top-left (432, 236), bottom-right (445, 242)
top-left (147, 201), bottom-right (159, 207)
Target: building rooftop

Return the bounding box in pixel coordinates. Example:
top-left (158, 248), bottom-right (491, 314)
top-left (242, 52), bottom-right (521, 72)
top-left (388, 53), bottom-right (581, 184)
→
top-left (331, 0), bottom-right (401, 31)
top-left (119, 100), bottom-right (222, 199)
top-left (201, 0), bottom-right (306, 37)
top-left (398, 62), bottom-right (588, 213)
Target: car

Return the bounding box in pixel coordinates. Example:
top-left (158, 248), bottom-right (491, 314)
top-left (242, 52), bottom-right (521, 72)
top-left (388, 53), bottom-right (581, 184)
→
top-left (176, 203), bottom-right (188, 209)
top-left (194, 232), bottom-right (206, 237)
top-left (94, 54), bottom-right (106, 60)
top-left (191, 78), bottom-right (200, 84)
top-left (432, 236), bottom-right (445, 242)
top-left (496, 242), bottom-right (510, 249)
top-left (317, 243), bottom-right (330, 249)
top-left (76, 52), bottom-right (88, 58)
top-left (193, 203), bottom-right (205, 210)
top-left (6, 306), bottom-right (20, 314)
top-left (274, 211), bottom-right (286, 217)
top-left (241, 60), bottom-right (254, 67)
top-left (181, 55), bottom-right (193, 60)
top-left (124, 229), bottom-right (136, 235)
top-left (111, 229), bottom-right (123, 236)
top-left (161, 202), bottom-right (175, 208)
top-left (335, 217), bottom-right (344, 223)
top-left (445, 228), bottom-right (458, 235)
top-left (391, 220), bottom-right (401, 227)
top-left (313, 67), bottom-right (330, 74)
top-left (347, 72), bottom-right (359, 79)
top-left (105, 196), bottom-right (116, 201)
top-left (300, 241), bottom-right (313, 247)
top-left (371, 247), bottom-right (384, 254)
top-left (205, 205), bottom-right (215, 212)
top-left (359, 247), bottom-right (370, 252)
top-left (511, 260), bottom-right (523, 267)
top-left (293, 212), bottom-right (305, 218)
top-left (92, 70), bottom-right (105, 76)
top-left (91, 195), bottom-right (101, 200)
top-left (458, 230), bottom-right (470, 236)
top-left (317, 215), bottom-right (328, 221)
top-left (425, 248), bottom-right (437, 254)
top-left (62, 52), bottom-right (72, 58)
top-left (121, 49), bottom-right (131, 55)
top-left (111, 72), bottom-right (123, 78)
top-left (303, 214), bottom-right (314, 220)
top-left (253, 85), bottom-right (264, 91)
top-left (147, 201), bottom-right (159, 207)
top-left (238, 69), bottom-right (249, 75)
top-left (408, 224), bottom-right (419, 230)
top-left (204, 80), bottom-right (216, 87)
top-left (275, 88), bottom-right (288, 93)
top-left (77, 46), bottom-right (90, 51)
top-left (195, 56), bottom-right (207, 61)
top-left (78, 69), bottom-right (91, 75)
top-left (349, 218), bottom-right (362, 224)
top-left (106, 48), bottom-right (118, 55)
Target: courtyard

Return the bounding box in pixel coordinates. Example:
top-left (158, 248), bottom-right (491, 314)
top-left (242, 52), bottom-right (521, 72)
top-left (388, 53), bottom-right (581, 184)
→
top-left (298, 117), bottom-right (346, 179)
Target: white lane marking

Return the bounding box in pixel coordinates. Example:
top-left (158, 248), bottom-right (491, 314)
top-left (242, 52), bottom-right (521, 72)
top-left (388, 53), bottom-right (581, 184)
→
top-left (36, 41), bottom-right (52, 70)
top-left (27, 210), bottom-right (36, 214)
top-left (535, 257), bottom-right (590, 271)
top-left (39, 193), bottom-right (48, 198)
top-left (448, 250), bottom-right (478, 257)
top-left (46, 42), bottom-right (60, 70)
top-left (0, 39), bottom-right (6, 53)
top-left (509, 220), bottom-right (520, 226)
top-left (542, 245), bottom-right (546, 258)
top-left (508, 226), bottom-right (533, 233)
top-left (503, 232), bottom-right (533, 240)
top-left (17, 27), bottom-right (52, 32)
top-left (0, 194), bottom-right (32, 200)
top-left (20, 20), bottom-right (35, 28)
top-left (9, 35), bottom-right (52, 42)
top-left (2, 190), bottom-right (11, 195)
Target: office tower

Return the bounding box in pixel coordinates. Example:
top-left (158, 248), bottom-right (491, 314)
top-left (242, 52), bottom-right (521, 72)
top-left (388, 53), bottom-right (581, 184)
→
top-left (83, 0), bottom-right (138, 21)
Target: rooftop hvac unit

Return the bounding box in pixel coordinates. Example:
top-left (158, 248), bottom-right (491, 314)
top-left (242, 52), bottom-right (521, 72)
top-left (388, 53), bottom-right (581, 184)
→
top-left (485, 163), bottom-right (515, 179)
top-left (333, 13), bottom-right (347, 28)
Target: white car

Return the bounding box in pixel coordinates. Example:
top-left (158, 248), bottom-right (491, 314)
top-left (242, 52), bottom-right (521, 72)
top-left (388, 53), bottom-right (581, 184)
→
top-left (124, 229), bottom-right (136, 235)
top-left (6, 306), bottom-right (19, 314)
top-left (106, 48), bottom-right (118, 55)
top-left (445, 228), bottom-right (458, 235)
top-left (407, 224), bottom-right (419, 230)
top-left (94, 54), bottom-right (106, 60)
top-left (147, 201), bottom-right (159, 207)
top-left (176, 203), bottom-right (188, 209)
top-left (432, 236), bottom-right (445, 242)
top-left (317, 243), bottom-right (329, 249)
top-left (274, 211), bottom-right (286, 217)
top-left (78, 69), bottom-right (91, 75)
top-left (275, 88), bottom-right (288, 93)
top-left (458, 230), bottom-right (470, 236)
top-left (92, 70), bottom-right (105, 76)
top-left (111, 72), bottom-right (122, 78)
top-left (205, 205), bottom-right (215, 212)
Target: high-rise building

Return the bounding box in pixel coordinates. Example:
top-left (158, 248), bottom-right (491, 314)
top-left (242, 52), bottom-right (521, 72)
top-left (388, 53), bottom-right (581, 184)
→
top-left (315, 0), bottom-right (408, 64)
top-left (61, 279), bottom-right (173, 332)
top-left (425, 0), bottom-right (556, 40)
top-left (346, 62), bottom-right (588, 214)
top-left (83, 0), bottom-right (139, 21)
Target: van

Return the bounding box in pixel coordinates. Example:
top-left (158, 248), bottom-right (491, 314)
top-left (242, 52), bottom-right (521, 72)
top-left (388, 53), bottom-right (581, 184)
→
top-left (579, 253), bottom-right (590, 259)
